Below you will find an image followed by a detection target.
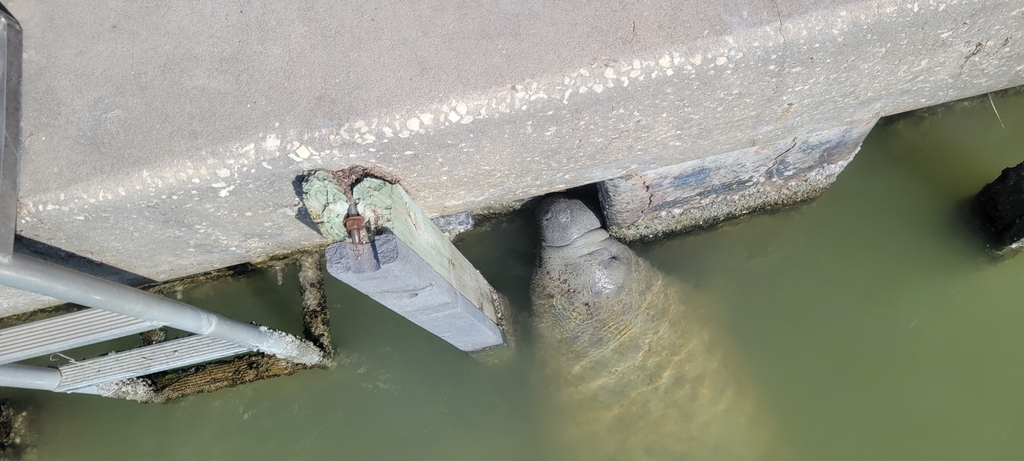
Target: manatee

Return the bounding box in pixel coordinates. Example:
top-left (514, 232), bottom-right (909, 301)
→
top-left (531, 195), bottom-right (779, 460)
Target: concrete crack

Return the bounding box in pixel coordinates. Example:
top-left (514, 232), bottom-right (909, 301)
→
top-left (943, 40), bottom-right (985, 103)
top-left (634, 173), bottom-right (655, 225)
top-left (767, 138), bottom-right (799, 174)
top-left (772, 0), bottom-right (786, 44)
top-left (771, 0), bottom-right (788, 97)
top-left (600, 128), bottom-right (632, 158)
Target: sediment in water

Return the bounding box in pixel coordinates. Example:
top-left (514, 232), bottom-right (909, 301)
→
top-left (0, 400), bottom-right (30, 460)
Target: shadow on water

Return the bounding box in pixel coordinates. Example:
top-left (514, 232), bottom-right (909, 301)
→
top-left (457, 207), bottom-right (539, 348)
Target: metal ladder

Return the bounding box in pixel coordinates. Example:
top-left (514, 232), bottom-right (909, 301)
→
top-left (0, 309), bottom-right (253, 396)
top-left (0, 7), bottom-right (325, 399)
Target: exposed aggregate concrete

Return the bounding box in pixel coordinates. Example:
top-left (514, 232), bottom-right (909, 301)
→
top-left (1, 0), bottom-right (1023, 314)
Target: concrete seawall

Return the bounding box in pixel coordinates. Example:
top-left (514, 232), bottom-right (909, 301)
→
top-left (2, 0), bottom-right (1023, 314)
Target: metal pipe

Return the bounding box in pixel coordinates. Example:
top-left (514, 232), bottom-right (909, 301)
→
top-left (0, 253), bottom-right (324, 365)
top-left (0, 363), bottom-right (60, 391)
top-left (0, 364), bottom-right (106, 395)
top-left (0, 9), bottom-right (23, 262)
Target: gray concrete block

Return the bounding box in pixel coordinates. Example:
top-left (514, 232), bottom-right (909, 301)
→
top-left (431, 212), bottom-right (474, 241)
top-left (325, 233), bottom-right (503, 352)
top-left (599, 119), bottom-right (877, 240)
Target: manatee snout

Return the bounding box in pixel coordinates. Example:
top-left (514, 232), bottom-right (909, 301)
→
top-left (536, 196), bottom-right (603, 247)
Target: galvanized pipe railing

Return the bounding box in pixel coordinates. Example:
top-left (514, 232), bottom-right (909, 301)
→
top-left (0, 4), bottom-right (22, 263)
top-left (0, 362), bottom-right (62, 391)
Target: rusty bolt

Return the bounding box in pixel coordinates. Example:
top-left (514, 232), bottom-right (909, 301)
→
top-left (343, 215), bottom-right (365, 243)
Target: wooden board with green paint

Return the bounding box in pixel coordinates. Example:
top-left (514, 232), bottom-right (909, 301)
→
top-left (352, 178), bottom-right (500, 324)
top-left (300, 172), bottom-right (502, 326)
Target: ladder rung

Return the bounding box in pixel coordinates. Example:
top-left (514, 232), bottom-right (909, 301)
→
top-left (54, 335), bottom-right (252, 392)
top-left (0, 309), bottom-right (160, 365)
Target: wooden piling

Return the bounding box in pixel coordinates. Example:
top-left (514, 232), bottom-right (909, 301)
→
top-left (297, 252), bottom-right (333, 356)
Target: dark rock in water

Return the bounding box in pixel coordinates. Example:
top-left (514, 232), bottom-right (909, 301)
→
top-left (975, 161), bottom-right (1024, 253)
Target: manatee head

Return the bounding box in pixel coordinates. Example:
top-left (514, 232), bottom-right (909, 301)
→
top-left (536, 196), bottom-right (603, 247)
top-left (533, 195), bottom-right (646, 362)
top-left (535, 195), bottom-right (632, 303)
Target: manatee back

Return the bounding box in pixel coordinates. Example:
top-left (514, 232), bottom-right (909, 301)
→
top-left (533, 237), bottom-right (660, 377)
top-left (533, 240), bottom-right (779, 460)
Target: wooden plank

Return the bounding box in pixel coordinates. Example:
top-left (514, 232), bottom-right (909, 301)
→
top-left (352, 178), bottom-right (501, 324)
top-left (300, 170), bottom-right (352, 242)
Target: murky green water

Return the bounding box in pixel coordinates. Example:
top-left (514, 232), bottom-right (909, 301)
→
top-left (5, 88), bottom-right (1024, 460)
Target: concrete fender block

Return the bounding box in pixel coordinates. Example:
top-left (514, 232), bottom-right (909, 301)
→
top-left (599, 119), bottom-right (878, 240)
top-left (326, 234), bottom-right (503, 352)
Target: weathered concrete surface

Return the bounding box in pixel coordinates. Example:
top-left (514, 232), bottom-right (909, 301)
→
top-left (2, 0), bottom-right (1024, 314)
top-left (600, 119), bottom-right (877, 240)
top-left (431, 212), bottom-right (474, 241)
top-left (974, 160), bottom-right (1024, 255)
